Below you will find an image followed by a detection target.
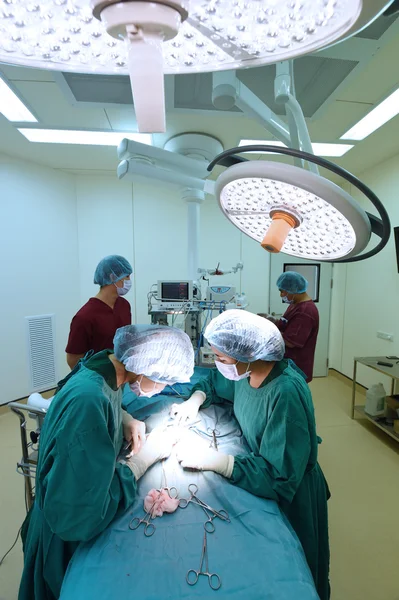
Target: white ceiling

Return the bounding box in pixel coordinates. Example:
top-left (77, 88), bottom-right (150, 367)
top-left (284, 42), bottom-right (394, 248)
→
top-left (0, 12), bottom-right (399, 179)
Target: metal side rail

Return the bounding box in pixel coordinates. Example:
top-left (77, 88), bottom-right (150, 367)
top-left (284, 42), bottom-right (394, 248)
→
top-left (8, 402), bottom-right (46, 512)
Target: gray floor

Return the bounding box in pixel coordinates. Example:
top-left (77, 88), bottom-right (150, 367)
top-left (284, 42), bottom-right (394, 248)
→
top-left (1, 373), bottom-right (399, 599)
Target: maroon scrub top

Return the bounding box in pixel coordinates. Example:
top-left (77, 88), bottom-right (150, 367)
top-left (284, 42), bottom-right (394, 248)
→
top-left (65, 297), bottom-right (131, 355)
top-left (277, 300), bottom-right (319, 382)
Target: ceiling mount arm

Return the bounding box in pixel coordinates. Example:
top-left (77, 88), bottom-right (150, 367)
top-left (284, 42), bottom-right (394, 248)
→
top-left (212, 72), bottom-right (291, 146)
top-left (275, 61), bottom-right (319, 175)
top-left (275, 61), bottom-right (302, 170)
top-left (212, 64), bottom-right (319, 176)
top-left (208, 144), bottom-right (391, 264)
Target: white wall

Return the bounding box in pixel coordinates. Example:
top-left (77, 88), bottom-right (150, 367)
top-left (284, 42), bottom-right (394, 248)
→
top-left (75, 176), bottom-right (188, 325)
top-left (76, 174), bottom-right (271, 326)
top-left (75, 175), bottom-right (135, 314)
top-left (0, 154), bottom-right (78, 403)
top-left (329, 153), bottom-right (399, 390)
top-left (133, 180), bottom-right (188, 324)
top-left (1, 162), bottom-right (271, 403)
top-left (3, 146), bottom-right (398, 401)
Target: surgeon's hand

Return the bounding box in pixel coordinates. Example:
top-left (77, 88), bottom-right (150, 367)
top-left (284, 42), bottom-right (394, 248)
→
top-left (126, 429), bottom-right (178, 480)
top-left (175, 435), bottom-right (234, 479)
top-left (258, 313), bottom-right (278, 325)
top-left (122, 412), bottom-right (146, 457)
top-left (170, 391), bottom-right (206, 425)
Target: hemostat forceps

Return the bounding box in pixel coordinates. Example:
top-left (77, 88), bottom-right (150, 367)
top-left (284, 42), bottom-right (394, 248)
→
top-left (179, 484), bottom-right (230, 524)
top-left (186, 531), bottom-right (221, 590)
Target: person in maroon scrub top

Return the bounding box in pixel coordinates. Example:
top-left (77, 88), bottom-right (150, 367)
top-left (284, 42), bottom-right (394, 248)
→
top-left (66, 255), bottom-right (133, 369)
top-left (271, 271), bottom-right (319, 383)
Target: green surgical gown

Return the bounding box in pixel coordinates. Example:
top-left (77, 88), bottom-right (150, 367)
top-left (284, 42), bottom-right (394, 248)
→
top-left (192, 359), bottom-right (330, 600)
top-left (19, 351), bottom-right (138, 600)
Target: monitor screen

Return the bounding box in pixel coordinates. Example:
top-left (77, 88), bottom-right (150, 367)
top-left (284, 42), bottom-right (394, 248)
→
top-left (161, 282), bottom-right (190, 301)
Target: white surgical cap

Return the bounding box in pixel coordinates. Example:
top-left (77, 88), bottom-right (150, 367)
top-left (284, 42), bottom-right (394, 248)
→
top-left (114, 325), bottom-right (194, 384)
top-left (205, 309), bottom-right (285, 363)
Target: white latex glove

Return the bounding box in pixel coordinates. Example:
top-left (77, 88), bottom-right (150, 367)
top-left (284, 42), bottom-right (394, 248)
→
top-left (170, 391), bottom-right (206, 425)
top-left (176, 436), bottom-right (234, 479)
top-left (126, 429), bottom-right (177, 480)
top-left (122, 410), bottom-right (146, 457)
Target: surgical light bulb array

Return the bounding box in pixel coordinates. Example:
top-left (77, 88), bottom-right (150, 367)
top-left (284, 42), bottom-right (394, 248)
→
top-left (0, 0), bottom-right (361, 74)
top-left (221, 177), bottom-right (357, 260)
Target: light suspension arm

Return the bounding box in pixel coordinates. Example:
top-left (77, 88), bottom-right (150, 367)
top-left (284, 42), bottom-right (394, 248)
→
top-left (212, 72), bottom-right (291, 147)
top-left (275, 61), bottom-right (319, 174)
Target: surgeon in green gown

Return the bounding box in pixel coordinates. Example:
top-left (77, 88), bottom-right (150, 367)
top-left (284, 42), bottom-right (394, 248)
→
top-left (19, 324), bottom-right (194, 600)
top-left (172, 309), bottom-right (330, 600)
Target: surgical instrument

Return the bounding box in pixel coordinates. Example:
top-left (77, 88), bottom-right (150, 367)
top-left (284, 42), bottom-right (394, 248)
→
top-left (179, 484), bottom-right (230, 523)
top-left (186, 531), bottom-right (222, 590)
top-left (188, 423), bottom-right (220, 449)
top-left (156, 460), bottom-right (178, 499)
top-left (122, 440), bottom-right (132, 453)
top-left (167, 417), bottom-right (201, 429)
top-left (181, 495), bottom-right (216, 533)
top-left (122, 433), bottom-right (150, 455)
top-left (129, 507), bottom-right (156, 537)
top-left (207, 427), bottom-right (220, 451)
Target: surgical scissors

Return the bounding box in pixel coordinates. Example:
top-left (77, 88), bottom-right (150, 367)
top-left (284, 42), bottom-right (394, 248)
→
top-left (186, 531), bottom-right (221, 590)
top-left (129, 508), bottom-right (156, 537)
top-left (179, 484), bottom-right (230, 523)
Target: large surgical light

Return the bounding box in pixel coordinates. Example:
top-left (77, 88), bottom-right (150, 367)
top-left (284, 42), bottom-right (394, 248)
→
top-left (209, 145), bottom-right (391, 263)
top-left (0, 1), bottom-right (395, 132)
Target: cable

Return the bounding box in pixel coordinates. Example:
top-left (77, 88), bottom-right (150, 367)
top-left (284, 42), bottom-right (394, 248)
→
top-left (147, 289), bottom-right (157, 314)
top-left (195, 303), bottom-right (214, 361)
top-left (0, 526), bottom-right (22, 567)
top-left (171, 299), bottom-right (191, 327)
top-left (207, 144), bottom-right (391, 263)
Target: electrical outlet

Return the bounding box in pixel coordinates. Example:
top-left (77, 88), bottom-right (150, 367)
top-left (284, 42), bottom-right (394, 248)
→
top-left (377, 331), bottom-right (394, 342)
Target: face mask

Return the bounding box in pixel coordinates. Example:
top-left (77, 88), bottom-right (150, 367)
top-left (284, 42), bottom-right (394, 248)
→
top-left (129, 377), bottom-right (159, 398)
top-left (116, 279), bottom-right (132, 296)
top-left (215, 360), bottom-right (251, 381)
top-left (282, 295), bottom-right (293, 304)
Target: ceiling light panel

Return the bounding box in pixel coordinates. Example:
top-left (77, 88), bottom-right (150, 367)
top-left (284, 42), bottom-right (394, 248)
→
top-left (238, 140), bottom-right (354, 156)
top-left (0, 76), bottom-right (37, 122)
top-left (18, 128), bottom-right (153, 146)
top-left (0, 0), bottom-right (363, 75)
top-left (341, 87), bottom-right (399, 141)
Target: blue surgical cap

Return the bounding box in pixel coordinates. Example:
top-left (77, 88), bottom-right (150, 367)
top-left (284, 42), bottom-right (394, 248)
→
top-left (277, 271), bottom-right (308, 294)
top-left (114, 325), bottom-right (194, 384)
top-left (94, 255), bottom-right (132, 286)
top-left (205, 309), bottom-right (285, 363)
